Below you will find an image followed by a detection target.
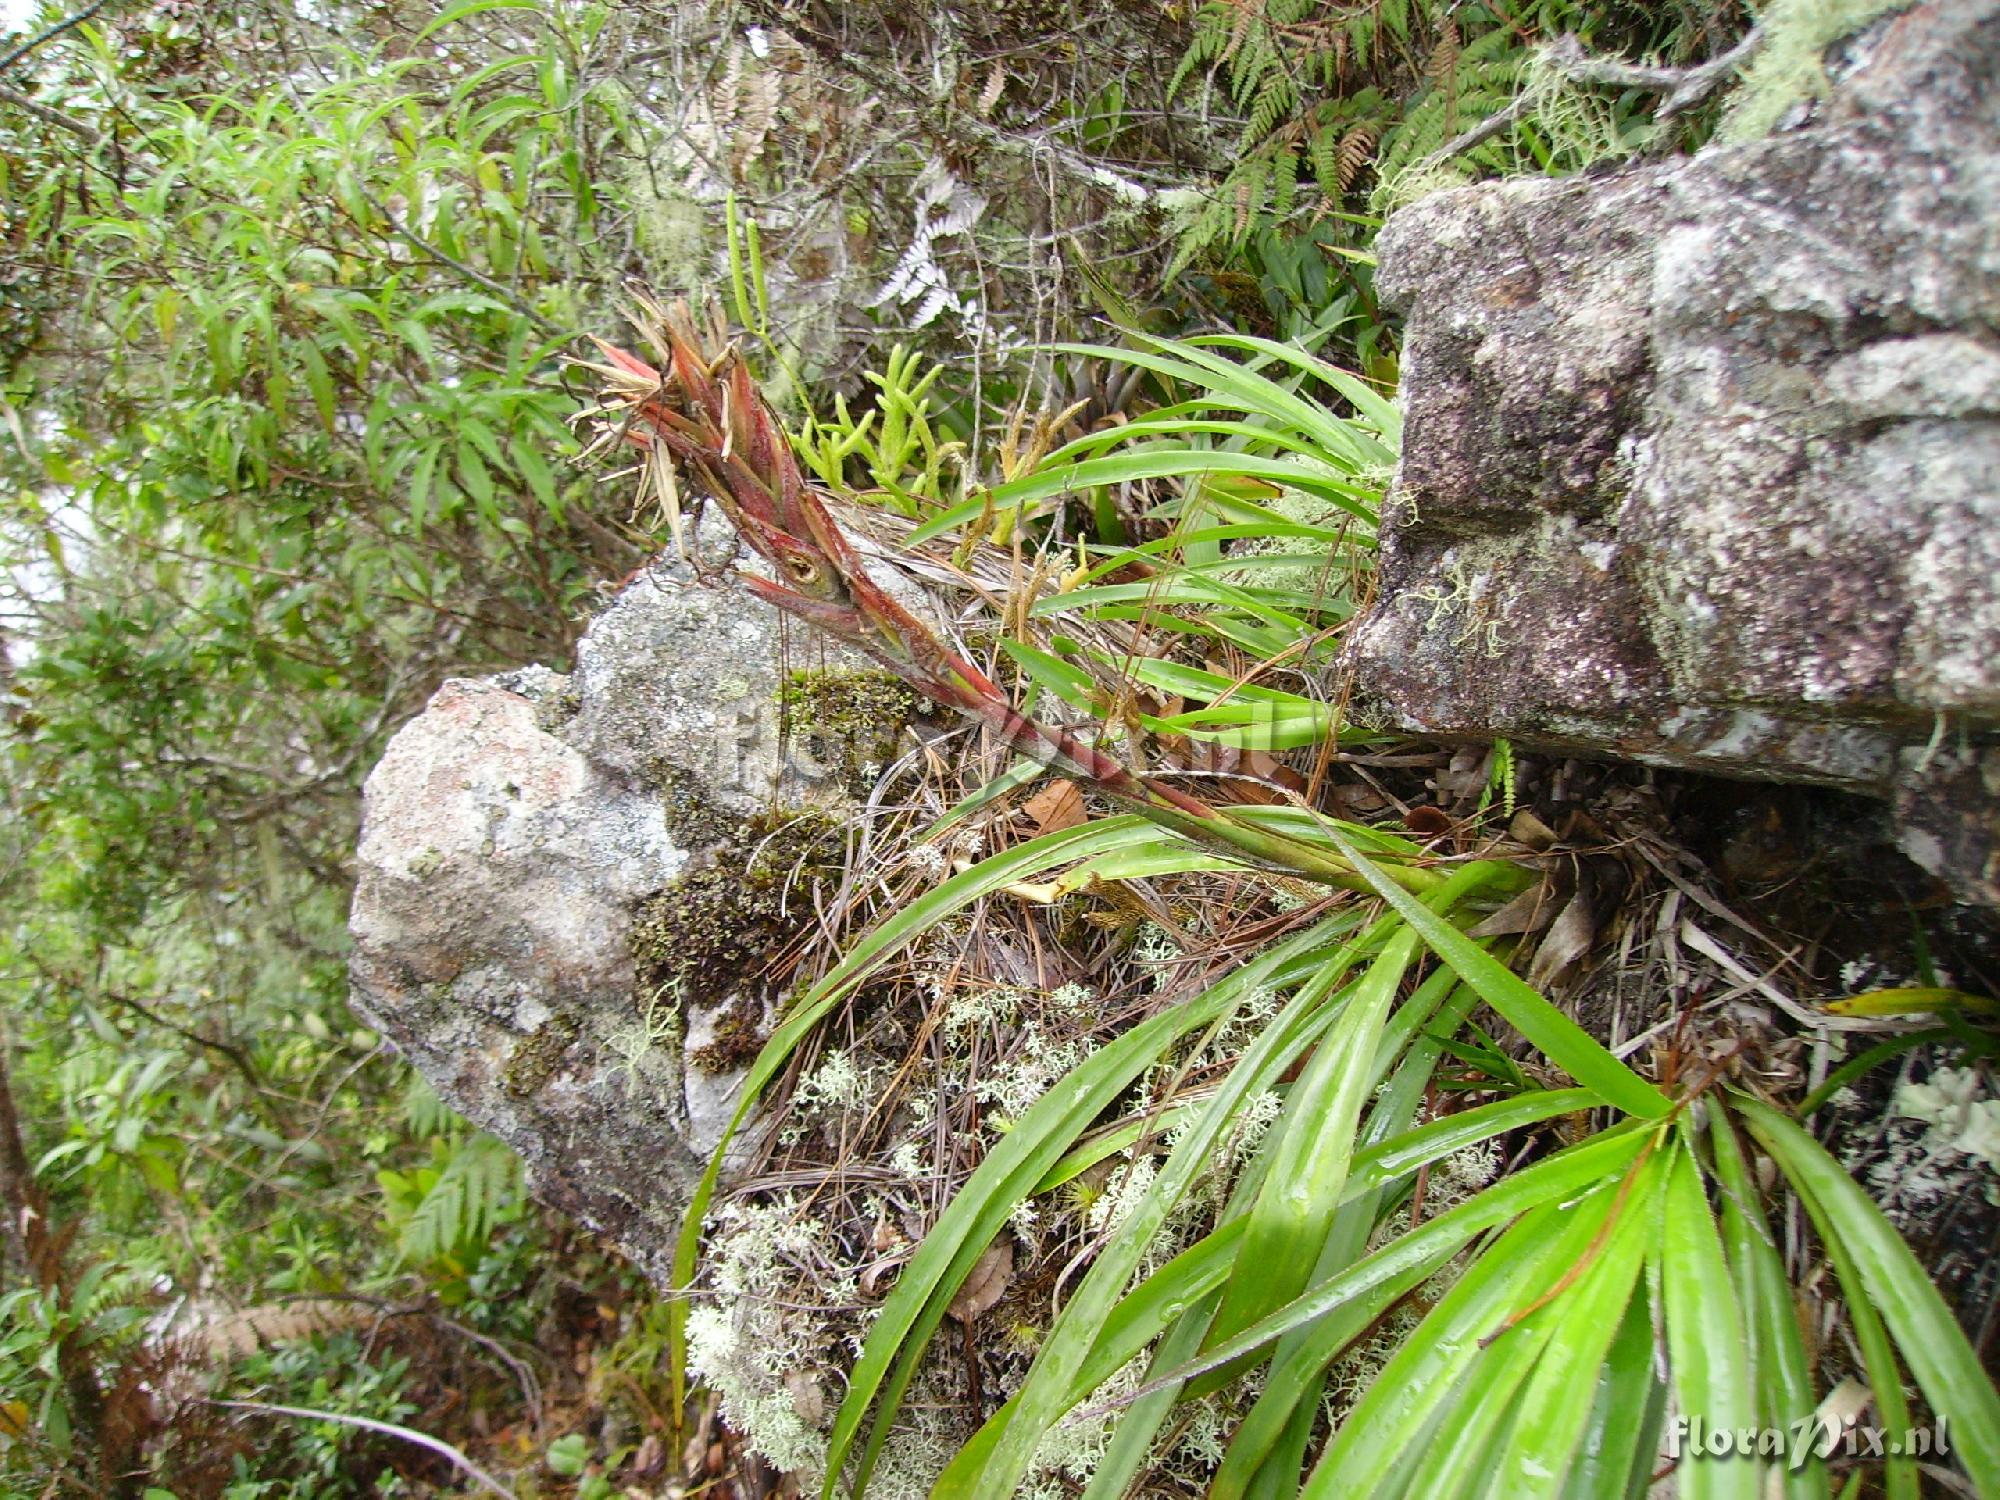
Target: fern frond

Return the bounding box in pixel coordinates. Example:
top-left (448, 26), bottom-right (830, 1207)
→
top-left (1425, 18), bottom-right (1460, 84)
top-left (397, 1133), bottom-right (522, 1265)
top-left (1222, 0), bottom-right (1261, 65)
top-left (1231, 168), bottom-right (1259, 242)
top-left (1305, 121), bottom-right (1340, 193)
top-left (1379, 0), bottom-right (1411, 48)
top-left (401, 1073), bottom-right (458, 1139)
top-left (1270, 139), bottom-right (1301, 216)
top-left (1242, 70), bottom-right (1298, 149)
top-left (1461, 24), bottom-right (1525, 69)
top-left (1337, 121), bottom-right (1380, 191)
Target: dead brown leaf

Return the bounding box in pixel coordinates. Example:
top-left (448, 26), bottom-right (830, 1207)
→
top-left (946, 1240), bottom-right (1014, 1325)
top-left (1022, 778), bottom-right (1086, 833)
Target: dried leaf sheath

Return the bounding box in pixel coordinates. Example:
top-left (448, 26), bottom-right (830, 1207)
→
top-left (575, 300), bottom-right (1433, 893)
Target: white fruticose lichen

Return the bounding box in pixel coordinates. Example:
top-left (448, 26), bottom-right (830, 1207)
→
top-left (601, 983), bottom-right (680, 1098)
top-left (1133, 920), bottom-right (1180, 963)
top-left (943, 984), bottom-right (1025, 1036)
top-left (1019, 1360), bottom-right (1145, 1500)
top-left (792, 1048), bottom-right (879, 1113)
top-left (1844, 1064), bottom-right (2000, 1224)
top-left (1893, 1066), bottom-right (2000, 1187)
top-left (781, 1047), bottom-right (891, 1148)
top-left (1085, 1153), bottom-right (1160, 1237)
top-left (974, 1023), bottom-right (1091, 1119)
top-left (685, 1195), bottom-right (857, 1479)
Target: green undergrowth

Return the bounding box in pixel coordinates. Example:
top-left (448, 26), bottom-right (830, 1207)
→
top-left (656, 324), bottom-right (2000, 1500)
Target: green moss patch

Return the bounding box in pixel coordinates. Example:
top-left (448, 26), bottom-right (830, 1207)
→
top-left (781, 668), bottom-right (918, 788)
top-left (502, 1011), bottom-right (582, 1098)
top-left (628, 807), bottom-right (845, 1052)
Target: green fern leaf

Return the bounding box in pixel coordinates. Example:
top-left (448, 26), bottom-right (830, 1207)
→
top-left (397, 1132), bottom-right (522, 1264)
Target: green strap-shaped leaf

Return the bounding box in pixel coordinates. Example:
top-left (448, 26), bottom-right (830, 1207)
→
top-left (1488, 1149), bottom-right (1659, 1497)
top-left (1326, 826), bottom-right (1669, 1119)
top-left (1206, 929), bottom-right (1419, 1350)
top-left (1708, 1108), bottom-right (1828, 1500)
top-left (668, 816), bottom-right (1173, 1411)
top-left (1301, 1188), bottom-right (1621, 1497)
top-left (833, 907), bottom-right (1369, 1498)
top-left (947, 865), bottom-right (1509, 1499)
top-left (1658, 1136), bottom-right (1761, 1500)
top-left (1135, 1124), bottom-right (1654, 1402)
top-left (1738, 1094), bottom-right (2000, 1497)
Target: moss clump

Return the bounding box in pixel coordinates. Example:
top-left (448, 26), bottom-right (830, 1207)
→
top-left (1723, 0), bottom-right (1915, 141)
top-left (533, 687), bottom-right (582, 734)
top-left (781, 668), bottom-right (918, 787)
top-left (502, 1011), bottom-right (582, 1098)
top-left (643, 761), bottom-right (745, 851)
top-left (688, 998), bottom-right (768, 1075)
top-left (628, 808), bottom-right (844, 1019)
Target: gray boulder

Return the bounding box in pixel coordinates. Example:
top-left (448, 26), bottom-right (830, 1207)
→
top-left (1347, 0), bottom-right (2000, 904)
top-left (348, 530), bottom-right (877, 1275)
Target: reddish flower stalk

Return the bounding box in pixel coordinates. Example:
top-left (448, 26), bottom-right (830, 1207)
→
top-left (575, 300), bottom-right (1432, 894)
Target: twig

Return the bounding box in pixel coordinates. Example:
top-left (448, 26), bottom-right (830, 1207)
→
top-left (354, 183), bottom-right (564, 338)
top-left (1415, 25), bottom-right (1766, 173)
top-left (207, 1399), bottom-right (517, 1498)
top-left (96, 985), bottom-right (266, 1092)
top-left (0, 81), bottom-right (102, 143)
top-left (0, 0), bottom-right (116, 75)
top-left (1656, 24), bottom-right (1766, 124)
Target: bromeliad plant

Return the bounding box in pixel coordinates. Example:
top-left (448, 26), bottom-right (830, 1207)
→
top-left (579, 307), bottom-right (1999, 1499)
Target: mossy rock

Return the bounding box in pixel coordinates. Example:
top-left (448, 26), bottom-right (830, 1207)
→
top-left (780, 668), bottom-right (918, 789)
top-left (628, 806), bottom-right (845, 1038)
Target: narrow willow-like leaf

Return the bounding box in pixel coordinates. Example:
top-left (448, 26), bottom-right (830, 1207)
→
top-left (1324, 826), bottom-right (1669, 1119)
top-left (1738, 1094), bottom-right (2000, 1496)
top-left (1658, 1137), bottom-right (1761, 1500)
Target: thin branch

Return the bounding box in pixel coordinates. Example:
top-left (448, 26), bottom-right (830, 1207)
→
top-left (1657, 24), bottom-right (1767, 125)
top-left (0, 81), bottom-right (102, 143)
top-left (353, 183), bottom-right (565, 338)
top-left (1416, 92), bottom-right (1533, 171)
top-left (0, 0), bottom-right (116, 75)
top-left (1415, 25), bottom-right (1767, 174)
top-left (95, 985), bottom-right (266, 1092)
top-left (206, 1400), bottom-right (517, 1498)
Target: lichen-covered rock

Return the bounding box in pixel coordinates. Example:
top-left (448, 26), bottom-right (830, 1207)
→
top-left (348, 534), bottom-right (871, 1275)
top-left (1347, 0), bottom-right (2000, 903)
